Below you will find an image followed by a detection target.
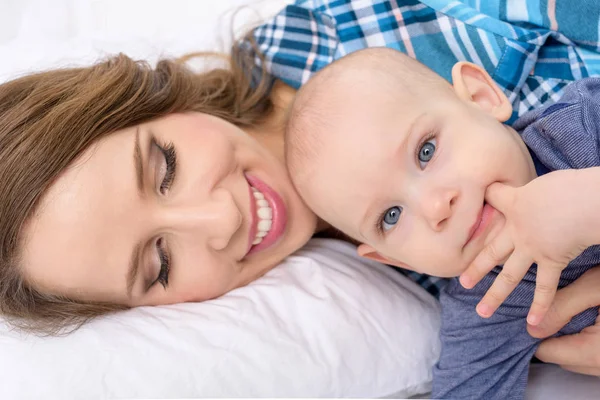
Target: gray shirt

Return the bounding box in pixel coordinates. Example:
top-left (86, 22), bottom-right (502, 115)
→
top-left (432, 78), bottom-right (600, 399)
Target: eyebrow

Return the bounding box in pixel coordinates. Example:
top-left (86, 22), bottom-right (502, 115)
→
top-left (127, 242), bottom-right (142, 298)
top-left (134, 126), bottom-right (144, 196)
top-left (127, 127), bottom-right (144, 298)
top-left (357, 113), bottom-right (425, 239)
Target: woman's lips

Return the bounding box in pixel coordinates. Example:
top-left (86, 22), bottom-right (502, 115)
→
top-left (464, 202), bottom-right (495, 248)
top-left (245, 174), bottom-right (287, 256)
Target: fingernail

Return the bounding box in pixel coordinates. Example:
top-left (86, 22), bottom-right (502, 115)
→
top-left (477, 303), bottom-right (492, 318)
top-left (527, 314), bottom-right (539, 326)
top-left (459, 275), bottom-right (473, 288)
top-left (527, 323), bottom-right (543, 336)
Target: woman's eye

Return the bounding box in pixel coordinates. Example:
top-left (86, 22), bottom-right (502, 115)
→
top-left (418, 138), bottom-right (436, 169)
top-left (155, 237), bottom-right (170, 289)
top-left (157, 142), bottom-right (177, 194)
top-left (380, 206), bottom-right (402, 232)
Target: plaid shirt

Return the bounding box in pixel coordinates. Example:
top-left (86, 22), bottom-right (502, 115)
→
top-left (248, 0), bottom-right (600, 298)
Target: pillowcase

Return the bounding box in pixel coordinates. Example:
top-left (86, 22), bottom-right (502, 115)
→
top-left (0, 238), bottom-right (441, 398)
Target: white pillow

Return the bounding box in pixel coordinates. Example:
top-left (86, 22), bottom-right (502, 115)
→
top-left (0, 239), bottom-right (441, 398)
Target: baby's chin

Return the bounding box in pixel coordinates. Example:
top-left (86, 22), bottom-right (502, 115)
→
top-left (406, 261), bottom-right (467, 279)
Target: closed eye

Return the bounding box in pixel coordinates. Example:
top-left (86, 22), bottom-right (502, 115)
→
top-left (154, 139), bottom-right (177, 194)
top-left (154, 237), bottom-right (170, 289)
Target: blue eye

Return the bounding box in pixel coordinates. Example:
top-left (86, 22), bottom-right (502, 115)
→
top-left (418, 138), bottom-right (436, 169)
top-left (380, 206), bottom-right (402, 232)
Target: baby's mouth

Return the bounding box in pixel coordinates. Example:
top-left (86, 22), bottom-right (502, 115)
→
top-left (464, 201), bottom-right (486, 248)
top-left (464, 201), bottom-right (496, 250)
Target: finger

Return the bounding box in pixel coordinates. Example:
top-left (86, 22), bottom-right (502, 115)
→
top-left (557, 364), bottom-right (600, 377)
top-left (460, 231), bottom-right (514, 289)
top-left (476, 250), bottom-right (531, 318)
top-left (526, 264), bottom-right (564, 326)
top-left (528, 267), bottom-right (600, 338)
top-left (535, 334), bottom-right (596, 367)
top-left (484, 182), bottom-right (515, 213)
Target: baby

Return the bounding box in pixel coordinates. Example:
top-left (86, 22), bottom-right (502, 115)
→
top-left (285, 48), bottom-right (600, 399)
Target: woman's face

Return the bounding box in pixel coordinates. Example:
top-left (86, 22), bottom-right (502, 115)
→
top-left (21, 112), bottom-right (317, 306)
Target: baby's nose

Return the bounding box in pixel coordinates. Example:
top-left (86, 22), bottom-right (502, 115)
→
top-left (421, 188), bottom-right (458, 231)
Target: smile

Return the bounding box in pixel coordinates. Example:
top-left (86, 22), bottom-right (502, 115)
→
top-left (250, 186), bottom-right (273, 245)
top-left (245, 174), bottom-right (288, 255)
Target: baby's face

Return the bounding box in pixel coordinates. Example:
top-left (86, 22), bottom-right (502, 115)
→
top-left (298, 79), bottom-right (537, 277)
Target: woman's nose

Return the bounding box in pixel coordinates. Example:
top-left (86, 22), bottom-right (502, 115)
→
top-left (419, 187), bottom-right (459, 231)
top-left (165, 188), bottom-right (242, 251)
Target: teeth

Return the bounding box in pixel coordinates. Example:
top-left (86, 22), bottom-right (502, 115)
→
top-left (257, 207), bottom-right (272, 219)
top-left (250, 185), bottom-right (273, 246)
top-left (258, 219), bottom-right (272, 231)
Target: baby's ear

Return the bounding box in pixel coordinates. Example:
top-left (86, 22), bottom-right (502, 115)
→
top-left (451, 61), bottom-right (512, 122)
top-left (357, 244), bottom-right (410, 269)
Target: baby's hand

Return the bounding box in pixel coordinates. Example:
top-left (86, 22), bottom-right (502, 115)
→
top-left (460, 170), bottom-right (590, 325)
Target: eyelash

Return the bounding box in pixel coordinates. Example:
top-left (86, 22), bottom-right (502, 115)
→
top-left (374, 131), bottom-right (438, 235)
top-left (375, 209), bottom-right (392, 235)
top-left (158, 141), bottom-right (177, 194)
top-left (155, 237), bottom-right (170, 289)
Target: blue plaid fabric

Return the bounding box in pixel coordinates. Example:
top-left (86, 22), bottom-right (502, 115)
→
top-left (246, 0), bottom-right (600, 298)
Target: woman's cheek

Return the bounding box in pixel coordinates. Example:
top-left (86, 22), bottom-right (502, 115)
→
top-left (174, 267), bottom-right (230, 303)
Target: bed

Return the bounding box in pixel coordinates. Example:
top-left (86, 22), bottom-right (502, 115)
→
top-left (1, 1), bottom-right (599, 398)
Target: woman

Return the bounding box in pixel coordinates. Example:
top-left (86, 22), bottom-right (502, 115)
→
top-left (0, 0), bottom-right (599, 374)
top-left (0, 45), bottom-right (321, 332)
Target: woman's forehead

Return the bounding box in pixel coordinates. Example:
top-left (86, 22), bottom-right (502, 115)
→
top-left (21, 126), bottom-right (139, 302)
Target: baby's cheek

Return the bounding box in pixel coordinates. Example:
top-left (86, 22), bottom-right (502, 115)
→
top-left (452, 258), bottom-right (472, 277)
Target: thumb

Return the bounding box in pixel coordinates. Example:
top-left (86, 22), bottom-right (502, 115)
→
top-left (484, 182), bottom-right (514, 213)
top-left (528, 267), bottom-right (600, 338)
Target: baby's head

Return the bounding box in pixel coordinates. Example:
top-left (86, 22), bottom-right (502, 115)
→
top-left (286, 48), bottom-right (537, 277)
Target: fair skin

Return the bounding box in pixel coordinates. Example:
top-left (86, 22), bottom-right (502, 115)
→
top-left (21, 82), bottom-right (319, 307)
top-left (531, 266), bottom-right (600, 376)
top-left (292, 55), bottom-right (536, 279)
top-left (461, 169), bottom-right (600, 324)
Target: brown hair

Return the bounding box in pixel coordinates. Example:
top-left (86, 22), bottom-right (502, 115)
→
top-left (0, 34), bottom-right (273, 335)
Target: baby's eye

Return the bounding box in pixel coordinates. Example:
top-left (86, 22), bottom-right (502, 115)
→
top-left (380, 206), bottom-right (402, 232)
top-left (418, 138), bottom-right (436, 169)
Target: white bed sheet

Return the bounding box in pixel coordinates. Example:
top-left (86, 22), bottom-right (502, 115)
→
top-left (526, 364), bottom-right (600, 399)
